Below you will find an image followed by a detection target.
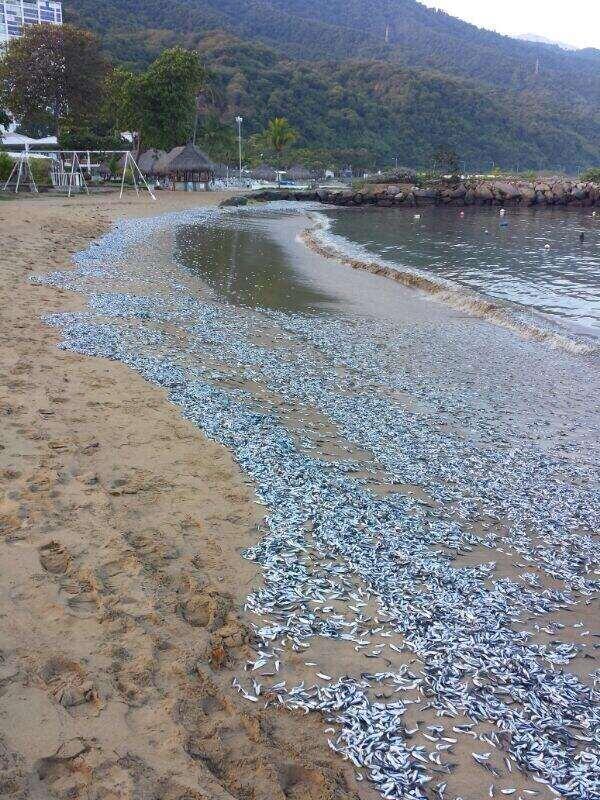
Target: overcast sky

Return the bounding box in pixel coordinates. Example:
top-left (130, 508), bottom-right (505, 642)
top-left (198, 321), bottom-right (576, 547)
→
top-left (419, 0), bottom-right (600, 50)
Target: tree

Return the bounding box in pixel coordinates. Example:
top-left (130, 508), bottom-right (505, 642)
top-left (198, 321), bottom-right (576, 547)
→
top-left (433, 146), bottom-right (460, 177)
top-left (263, 117), bottom-right (297, 154)
top-left (0, 24), bottom-right (109, 140)
top-left (196, 114), bottom-right (236, 163)
top-left (111, 49), bottom-right (208, 151)
top-left (14, 113), bottom-right (54, 138)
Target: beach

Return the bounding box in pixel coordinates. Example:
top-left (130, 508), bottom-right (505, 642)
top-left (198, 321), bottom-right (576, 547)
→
top-left (0, 193), bottom-right (365, 800)
top-left (0, 194), bottom-right (598, 800)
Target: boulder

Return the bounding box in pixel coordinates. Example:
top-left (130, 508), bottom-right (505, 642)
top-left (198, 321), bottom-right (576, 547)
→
top-left (328, 189), bottom-right (356, 205)
top-left (551, 181), bottom-right (570, 199)
top-left (220, 196), bottom-right (248, 207)
top-left (449, 184), bottom-right (467, 199)
top-left (519, 185), bottom-right (536, 205)
top-left (490, 181), bottom-right (521, 200)
top-left (413, 187), bottom-right (439, 204)
top-left (473, 184), bottom-right (494, 202)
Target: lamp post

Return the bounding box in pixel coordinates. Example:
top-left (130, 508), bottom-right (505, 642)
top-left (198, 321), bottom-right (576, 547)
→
top-left (235, 116), bottom-right (243, 182)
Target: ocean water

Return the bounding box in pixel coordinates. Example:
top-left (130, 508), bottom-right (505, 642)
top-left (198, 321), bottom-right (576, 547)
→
top-left (324, 206), bottom-right (600, 338)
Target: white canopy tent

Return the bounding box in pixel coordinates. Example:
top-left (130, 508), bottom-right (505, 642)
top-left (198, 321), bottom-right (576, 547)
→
top-left (1, 132), bottom-right (58, 150)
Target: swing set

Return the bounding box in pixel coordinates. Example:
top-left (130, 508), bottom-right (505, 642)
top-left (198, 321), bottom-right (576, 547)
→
top-left (2, 149), bottom-right (155, 200)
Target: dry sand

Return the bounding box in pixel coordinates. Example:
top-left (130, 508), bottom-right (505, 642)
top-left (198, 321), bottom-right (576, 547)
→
top-left (0, 192), bottom-right (362, 800)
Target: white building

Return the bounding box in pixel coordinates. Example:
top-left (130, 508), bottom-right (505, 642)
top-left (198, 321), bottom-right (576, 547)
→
top-left (1, 0), bottom-right (62, 45)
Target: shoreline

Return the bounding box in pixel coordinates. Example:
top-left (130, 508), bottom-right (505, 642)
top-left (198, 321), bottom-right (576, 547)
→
top-left (0, 193), bottom-right (362, 800)
top-left (299, 209), bottom-right (598, 356)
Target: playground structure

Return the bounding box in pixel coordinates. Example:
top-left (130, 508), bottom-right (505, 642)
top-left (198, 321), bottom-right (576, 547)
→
top-left (2, 149), bottom-right (155, 200)
top-left (2, 151), bottom-right (39, 193)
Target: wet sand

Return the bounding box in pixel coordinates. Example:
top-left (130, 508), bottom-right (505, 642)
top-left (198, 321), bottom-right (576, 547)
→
top-left (0, 195), bottom-right (598, 800)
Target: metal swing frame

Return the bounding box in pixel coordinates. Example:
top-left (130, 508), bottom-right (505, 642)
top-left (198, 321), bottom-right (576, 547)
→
top-left (2, 149), bottom-right (156, 200)
top-left (2, 151), bottom-right (39, 193)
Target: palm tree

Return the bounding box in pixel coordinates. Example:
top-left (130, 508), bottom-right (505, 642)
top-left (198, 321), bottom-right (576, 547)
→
top-left (264, 117), bottom-right (297, 154)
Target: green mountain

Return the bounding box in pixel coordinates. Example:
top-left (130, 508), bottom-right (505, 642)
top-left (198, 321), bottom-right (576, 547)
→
top-left (66, 0), bottom-right (600, 171)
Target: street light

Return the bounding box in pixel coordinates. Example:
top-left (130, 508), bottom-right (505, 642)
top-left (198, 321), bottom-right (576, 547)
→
top-left (235, 116), bottom-right (243, 181)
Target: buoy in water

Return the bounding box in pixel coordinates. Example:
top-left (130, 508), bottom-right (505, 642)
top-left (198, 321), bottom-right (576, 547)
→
top-left (544, 244), bottom-right (551, 249)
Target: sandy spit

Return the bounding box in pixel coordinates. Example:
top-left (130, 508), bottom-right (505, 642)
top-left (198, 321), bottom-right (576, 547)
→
top-left (0, 192), bottom-right (363, 800)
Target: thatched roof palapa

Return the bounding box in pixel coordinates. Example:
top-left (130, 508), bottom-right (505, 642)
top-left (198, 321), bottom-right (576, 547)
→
top-left (167, 143), bottom-right (215, 176)
top-left (154, 146), bottom-right (185, 176)
top-left (137, 148), bottom-right (166, 175)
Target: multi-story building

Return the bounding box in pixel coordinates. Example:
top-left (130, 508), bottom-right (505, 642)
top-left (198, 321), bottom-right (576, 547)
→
top-left (0, 0), bottom-right (62, 45)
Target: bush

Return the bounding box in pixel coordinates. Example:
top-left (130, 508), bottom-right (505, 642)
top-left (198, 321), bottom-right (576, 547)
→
top-left (0, 150), bottom-right (13, 182)
top-left (0, 153), bottom-right (51, 186)
top-left (29, 157), bottom-right (51, 185)
top-left (580, 167), bottom-right (600, 183)
top-left (519, 170), bottom-right (537, 182)
top-left (121, 165), bottom-right (135, 186)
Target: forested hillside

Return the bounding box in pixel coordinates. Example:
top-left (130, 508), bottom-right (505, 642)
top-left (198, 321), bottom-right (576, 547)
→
top-left (65, 0), bottom-right (600, 170)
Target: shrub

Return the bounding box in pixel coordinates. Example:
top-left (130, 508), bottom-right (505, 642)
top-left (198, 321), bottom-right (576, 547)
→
top-left (514, 170), bottom-right (537, 182)
top-left (0, 153), bottom-right (51, 186)
top-left (29, 157), bottom-right (51, 185)
top-left (580, 167), bottom-right (600, 183)
top-left (0, 150), bottom-right (13, 182)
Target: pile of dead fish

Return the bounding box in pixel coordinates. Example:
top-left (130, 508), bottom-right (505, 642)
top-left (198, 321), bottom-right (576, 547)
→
top-left (35, 206), bottom-right (599, 800)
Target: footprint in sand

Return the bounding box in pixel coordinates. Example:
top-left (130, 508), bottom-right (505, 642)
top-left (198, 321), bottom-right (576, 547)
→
top-left (38, 542), bottom-right (100, 618)
top-left (178, 579), bottom-right (232, 631)
top-left (39, 656), bottom-right (100, 712)
top-left (177, 579), bottom-right (250, 669)
top-left (183, 667), bottom-right (333, 800)
top-left (39, 541), bottom-right (71, 575)
top-left (57, 570), bottom-right (101, 620)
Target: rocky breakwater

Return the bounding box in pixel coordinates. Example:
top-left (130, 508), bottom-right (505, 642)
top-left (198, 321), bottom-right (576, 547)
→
top-left (238, 177), bottom-right (600, 209)
top-left (315, 177), bottom-right (600, 208)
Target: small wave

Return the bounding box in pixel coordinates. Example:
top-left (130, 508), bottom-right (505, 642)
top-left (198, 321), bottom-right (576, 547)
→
top-left (301, 211), bottom-right (598, 357)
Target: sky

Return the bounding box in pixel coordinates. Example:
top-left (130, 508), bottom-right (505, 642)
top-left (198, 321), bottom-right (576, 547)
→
top-left (419, 0), bottom-right (600, 50)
